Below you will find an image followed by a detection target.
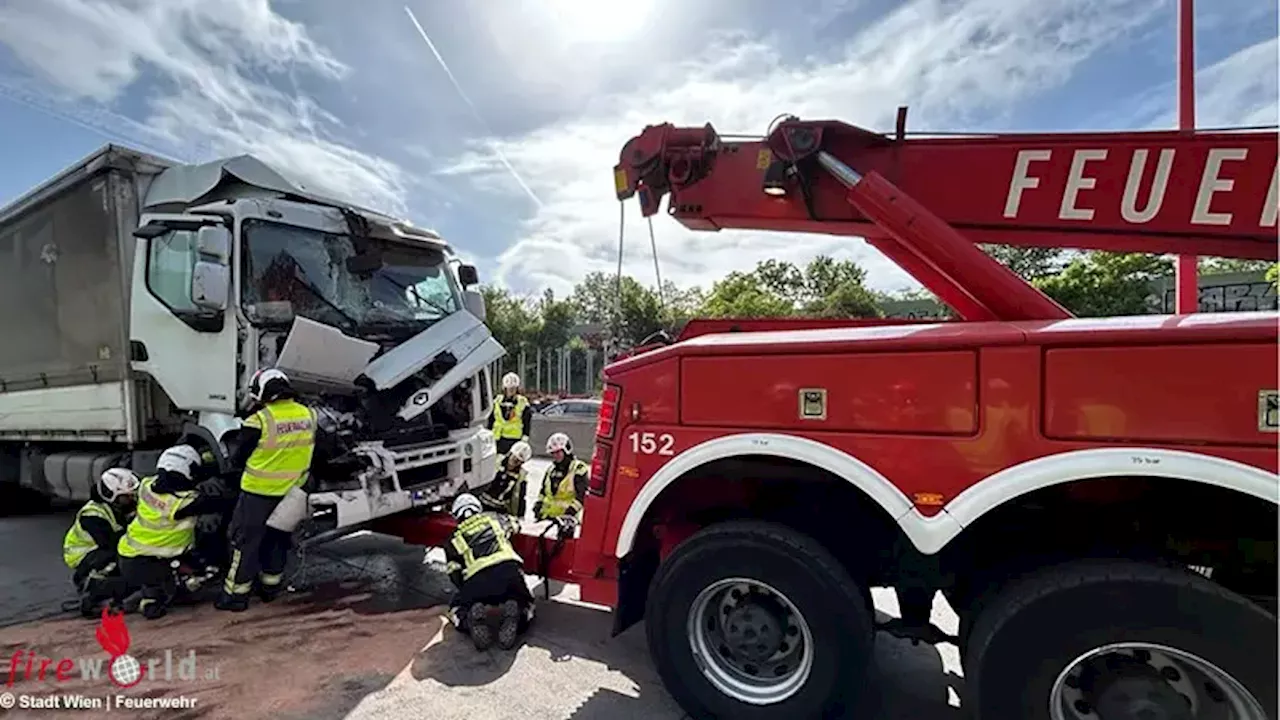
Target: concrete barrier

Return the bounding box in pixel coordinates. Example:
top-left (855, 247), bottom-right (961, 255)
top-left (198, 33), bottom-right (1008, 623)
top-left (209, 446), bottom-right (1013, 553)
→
top-left (529, 415), bottom-right (596, 459)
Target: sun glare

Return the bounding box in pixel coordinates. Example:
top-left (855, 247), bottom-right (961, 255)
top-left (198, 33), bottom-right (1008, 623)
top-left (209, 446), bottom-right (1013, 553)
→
top-left (544, 0), bottom-right (654, 43)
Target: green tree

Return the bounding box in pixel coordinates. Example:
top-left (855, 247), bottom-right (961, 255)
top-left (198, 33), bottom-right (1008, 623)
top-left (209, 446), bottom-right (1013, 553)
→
top-left (1198, 257), bottom-right (1276, 275)
top-left (699, 271), bottom-right (797, 318)
top-left (534, 288), bottom-right (577, 349)
top-left (981, 245), bottom-right (1066, 279)
top-left (1035, 252), bottom-right (1172, 317)
top-left (480, 286), bottom-right (539, 352)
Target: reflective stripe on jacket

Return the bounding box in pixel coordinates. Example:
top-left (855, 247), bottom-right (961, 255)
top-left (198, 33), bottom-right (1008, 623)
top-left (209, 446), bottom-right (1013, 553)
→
top-left (539, 459), bottom-right (588, 519)
top-left (446, 513), bottom-right (522, 582)
top-left (117, 476), bottom-right (196, 559)
top-left (480, 464), bottom-right (527, 516)
top-left (241, 399), bottom-right (317, 497)
top-left (63, 500), bottom-right (121, 569)
top-left (491, 395), bottom-right (529, 440)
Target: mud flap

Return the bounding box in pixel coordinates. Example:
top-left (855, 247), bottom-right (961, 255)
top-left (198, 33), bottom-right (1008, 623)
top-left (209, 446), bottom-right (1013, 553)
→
top-left (611, 547), bottom-right (659, 637)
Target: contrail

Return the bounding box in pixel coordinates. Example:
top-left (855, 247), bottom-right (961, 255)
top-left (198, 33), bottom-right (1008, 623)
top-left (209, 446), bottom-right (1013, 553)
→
top-left (403, 6), bottom-right (544, 209)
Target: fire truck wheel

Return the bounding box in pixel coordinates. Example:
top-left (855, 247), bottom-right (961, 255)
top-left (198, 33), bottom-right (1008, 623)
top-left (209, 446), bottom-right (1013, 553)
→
top-left (963, 558), bottom-right (1277, 720)
top-left (645, 520), bottom-right (874, 719)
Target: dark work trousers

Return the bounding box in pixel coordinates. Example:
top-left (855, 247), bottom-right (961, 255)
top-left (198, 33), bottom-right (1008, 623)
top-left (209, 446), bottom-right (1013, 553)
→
top-left (72, 547), bottom-right (128, 603)
top-left (495, 437), bottom-right (520, 456)
top-left (118, 555), bottom-right (176, 617)
top-left (453, 561), bottom-right (535, 633)
top-left (225, 491), bottom-right (291, 596)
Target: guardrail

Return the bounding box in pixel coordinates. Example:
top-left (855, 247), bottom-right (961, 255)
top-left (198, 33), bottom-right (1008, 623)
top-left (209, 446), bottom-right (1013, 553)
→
top-left (529, 415), bottom-right (596, 459)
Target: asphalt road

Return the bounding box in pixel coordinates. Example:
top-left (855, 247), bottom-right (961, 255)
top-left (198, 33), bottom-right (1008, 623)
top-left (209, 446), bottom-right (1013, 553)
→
top-left (0, 460), bottom-right (967, 719)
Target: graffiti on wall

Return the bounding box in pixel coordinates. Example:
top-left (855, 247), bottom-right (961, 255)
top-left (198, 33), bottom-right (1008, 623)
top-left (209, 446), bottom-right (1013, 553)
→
top-left (1160, 281), bottom-right (1277, 314)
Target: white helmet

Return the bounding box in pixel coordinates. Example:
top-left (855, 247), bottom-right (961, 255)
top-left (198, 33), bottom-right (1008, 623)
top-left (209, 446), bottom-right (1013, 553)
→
top-left (501, 372), bottom-right (521, 391)
top-left (99, 468), bottom-right (140, 502)
top-left (451, 493), bottom-right (482, 520)
top-left (546, 432), bottom-right (571, 455)
top-left (156, 444), bottom-right (202, 479)
top-left (506, 440), bottom-right (532, 465)
top-left (248, 367), bottom-right (291, 403)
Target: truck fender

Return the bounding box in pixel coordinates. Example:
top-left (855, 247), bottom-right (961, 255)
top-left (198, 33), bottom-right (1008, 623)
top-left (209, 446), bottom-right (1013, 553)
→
top-left (615, 439), bottom-right (1280, 560)
top-left (613, 432), bottom-right (937, 558)
top-left (919, 447), bottom-right (1280, 555)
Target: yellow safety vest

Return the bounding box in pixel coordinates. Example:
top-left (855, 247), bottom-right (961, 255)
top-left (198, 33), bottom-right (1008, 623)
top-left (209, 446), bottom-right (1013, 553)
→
top-left (447, 513), bottom-right (523, 581)
top-left (241, 399), bottom-right (317, 497)
top-left (539, 459), bottom-right (588, 519)
top-left (491, 395), bottom-right (529, 440)
top-left (63, 500), bottom-right (122, 569)
top-left (117, 476), bottom-right (197, 559)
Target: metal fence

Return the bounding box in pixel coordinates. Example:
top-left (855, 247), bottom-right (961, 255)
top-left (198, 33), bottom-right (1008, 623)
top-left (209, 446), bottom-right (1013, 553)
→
top-left (488, 345), bottom-right (608, 398)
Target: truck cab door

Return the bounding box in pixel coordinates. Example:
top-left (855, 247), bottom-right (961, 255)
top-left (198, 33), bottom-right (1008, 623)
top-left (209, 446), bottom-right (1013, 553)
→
top-left (129, 218), bottom-right (239, 416)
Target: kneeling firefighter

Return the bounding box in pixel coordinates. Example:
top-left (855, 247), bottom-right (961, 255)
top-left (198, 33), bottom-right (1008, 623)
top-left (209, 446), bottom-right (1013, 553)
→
top-left (117, 445), bottom-right (233, 619)
top-left (534, 432), bottom-right (589, 524)
top-left (216, 368), bottom-right (316, 612)
top-left (478, 440), bottom-right (531, 518)
top-left (63, 468), bottom-right (139, 617)
top-left (445, 494), bottom-right (535, 651)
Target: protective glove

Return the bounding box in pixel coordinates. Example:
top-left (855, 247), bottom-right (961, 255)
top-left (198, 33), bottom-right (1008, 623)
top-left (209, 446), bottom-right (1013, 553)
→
top-left (197, 477), bottom-right (229, 498)
top-left (195, 514), bottom-right (222, 534)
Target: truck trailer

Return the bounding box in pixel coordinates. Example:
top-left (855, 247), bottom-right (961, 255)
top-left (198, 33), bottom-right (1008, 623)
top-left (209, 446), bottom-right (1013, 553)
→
top-left (379, 115), bottom-right (1279, 720)
top-left (0, 144), bottom-right (502, 534)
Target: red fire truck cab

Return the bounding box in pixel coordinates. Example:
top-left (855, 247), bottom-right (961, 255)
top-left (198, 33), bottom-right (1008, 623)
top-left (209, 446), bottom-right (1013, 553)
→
top-left (382, 116), bottom-right (1278, 720)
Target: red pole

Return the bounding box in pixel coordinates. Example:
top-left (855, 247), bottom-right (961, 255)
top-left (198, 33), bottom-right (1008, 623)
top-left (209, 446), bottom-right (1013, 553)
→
top-left (1174, 0), bottom-right (1199, 313)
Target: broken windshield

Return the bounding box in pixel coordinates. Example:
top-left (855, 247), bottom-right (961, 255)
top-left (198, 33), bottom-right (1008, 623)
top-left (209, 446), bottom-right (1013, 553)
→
top-left (240, 219), bottom-right (460, 332)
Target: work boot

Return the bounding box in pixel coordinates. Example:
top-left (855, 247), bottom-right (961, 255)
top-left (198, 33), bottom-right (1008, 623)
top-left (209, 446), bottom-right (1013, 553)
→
top-left (468, 604), bottom-right (494, 651)
top-left (255, 584), bottom-right (282, 603)
top-left (139, 599), bottom-right (167, 620)
top-left (78, 594), bottom-right (102, 620)
top-left (214, 593), bottom-right (249, 613)
top-left (497, 600), bottom-right (521, 651)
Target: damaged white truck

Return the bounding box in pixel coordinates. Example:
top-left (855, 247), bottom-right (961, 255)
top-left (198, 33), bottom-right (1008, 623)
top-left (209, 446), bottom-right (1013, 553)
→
top-left (0, 144), bottom-right (503, 535)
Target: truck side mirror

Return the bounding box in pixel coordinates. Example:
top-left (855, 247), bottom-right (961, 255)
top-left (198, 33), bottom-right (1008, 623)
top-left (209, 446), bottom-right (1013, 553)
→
top-left (191, 261), bottom-right (230, 312)
top-left (457, 264), bottom-right (479, 287)
top-left (196, 226), bottom-right (232, 265)
top-left (463, 289), bottom-right (486, 321)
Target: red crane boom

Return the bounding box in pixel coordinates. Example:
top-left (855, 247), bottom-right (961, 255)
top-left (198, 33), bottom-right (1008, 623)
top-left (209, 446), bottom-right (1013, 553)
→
top-left (613, 118), bottom-right (1278, 321)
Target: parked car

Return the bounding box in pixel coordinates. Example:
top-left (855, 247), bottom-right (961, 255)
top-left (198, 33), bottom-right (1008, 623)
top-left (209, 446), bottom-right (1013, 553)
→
top-left (537, 399), bottom-right (602, 418)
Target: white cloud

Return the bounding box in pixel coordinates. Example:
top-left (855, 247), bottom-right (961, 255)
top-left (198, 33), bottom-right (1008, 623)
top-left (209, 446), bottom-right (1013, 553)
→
top-left (439, 0), bottom-right (1166, 297)
top-left (1105, 36), bottom-right (1279, 131)
top-left (0, 0), bottom-right (410, 216)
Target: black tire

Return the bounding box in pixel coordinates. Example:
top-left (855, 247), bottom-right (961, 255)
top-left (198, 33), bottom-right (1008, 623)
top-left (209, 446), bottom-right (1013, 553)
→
top-left (964, 558), bottom-right (1278, 720)
top-left (645, 520), bottom-right (874, 719)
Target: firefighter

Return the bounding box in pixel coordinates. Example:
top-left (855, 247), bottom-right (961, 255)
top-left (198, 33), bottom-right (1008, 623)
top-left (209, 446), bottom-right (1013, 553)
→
top-left (64, 468), bottom-right (139, 618)
top-left (445, 493), bottom-right (535, 651)
top-left (216, 368), bottom-right (317, 612)
top-left (487, 372), bottom-right (531, 455)
top-left (116, 445), bottom-right (232, 619)
top-left (534, 432), bottom-right (588, 525)
top-left (478, 440), bottom-right (532, 518)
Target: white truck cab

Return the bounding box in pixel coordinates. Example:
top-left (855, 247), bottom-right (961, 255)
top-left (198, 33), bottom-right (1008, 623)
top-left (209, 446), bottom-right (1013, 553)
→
top-left (0, 146), bottom-right (500, 535)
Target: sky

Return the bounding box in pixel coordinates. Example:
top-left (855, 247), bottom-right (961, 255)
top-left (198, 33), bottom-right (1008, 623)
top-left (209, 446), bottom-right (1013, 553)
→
top-left (0, 0), bottom-right (1275, 298)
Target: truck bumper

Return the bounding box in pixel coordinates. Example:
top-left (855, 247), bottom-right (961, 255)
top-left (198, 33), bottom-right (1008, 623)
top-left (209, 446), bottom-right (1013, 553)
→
top-left (307, 429), bottom-right (497, 531)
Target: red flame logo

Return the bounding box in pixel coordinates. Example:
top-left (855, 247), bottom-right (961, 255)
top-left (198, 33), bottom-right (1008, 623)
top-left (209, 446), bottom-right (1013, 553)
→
top-left (96, 607), bottom-right (131, 658)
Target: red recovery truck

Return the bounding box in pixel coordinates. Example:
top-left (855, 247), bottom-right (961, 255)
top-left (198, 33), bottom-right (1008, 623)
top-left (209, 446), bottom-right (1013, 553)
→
top-left (379, 117), bottom-right (1279, 720)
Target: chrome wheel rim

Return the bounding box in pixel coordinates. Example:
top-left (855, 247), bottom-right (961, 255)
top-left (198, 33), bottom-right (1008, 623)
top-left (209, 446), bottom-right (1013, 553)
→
top-left (1050, 642), bottom-right (1267, 720)
top-left (686, 577), bottom-right (814, 706)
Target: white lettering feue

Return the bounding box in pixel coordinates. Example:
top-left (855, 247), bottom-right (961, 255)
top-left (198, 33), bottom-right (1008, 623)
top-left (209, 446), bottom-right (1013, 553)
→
top-left (1261, 161), bottom-right (1278, 228)
top-left (1003, 150), bottom-right (1051, 218)
top-left (1059, 149), bottom-right (1108, 220)
top-left (1193, 148), bottom-right (1248, 226)
top-left (1121, 149), bottom-right (1174, 223)
top-left (1005, 147), bottom-right (1275, 227)
top-left (115, 695), bottom-right (200, 709)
